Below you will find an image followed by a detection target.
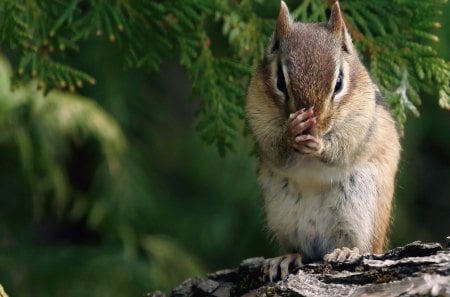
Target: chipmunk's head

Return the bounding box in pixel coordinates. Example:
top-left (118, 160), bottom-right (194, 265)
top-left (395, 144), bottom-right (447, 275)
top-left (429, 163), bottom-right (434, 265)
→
top-left (262, 1), bottom-right (368, 136)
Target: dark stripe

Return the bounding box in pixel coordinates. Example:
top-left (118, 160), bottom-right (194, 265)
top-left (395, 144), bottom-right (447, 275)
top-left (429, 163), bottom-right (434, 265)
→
top-left (350, 102), bottom-right (377, 162)
top-left (339, 182), bottom-right (348, 202)
top-left (296, 192), bottom-right (302, 204)
top-left (375, 90), bottom-right (390, 111)
top-left (261, 59), bottom-right (286, 113)
top-left (375, 90), bottom-right (401, 134)
top-left (349, 173), bottom-right (356, 186)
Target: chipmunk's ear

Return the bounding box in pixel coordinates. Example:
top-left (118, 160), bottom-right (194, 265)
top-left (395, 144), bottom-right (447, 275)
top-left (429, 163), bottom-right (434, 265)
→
top-left (329, 1), bottom-right (353, 53)
top-left (276, 1), bottom-right (292, 40)
top-left (329, 1), bottom-right (344, 35)
top-left (270, 1), bottom-right (292, 53)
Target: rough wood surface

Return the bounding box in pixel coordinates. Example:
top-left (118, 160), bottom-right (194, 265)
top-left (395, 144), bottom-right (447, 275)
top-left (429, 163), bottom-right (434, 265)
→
top-left (148, 238), bottom-right (450, 297)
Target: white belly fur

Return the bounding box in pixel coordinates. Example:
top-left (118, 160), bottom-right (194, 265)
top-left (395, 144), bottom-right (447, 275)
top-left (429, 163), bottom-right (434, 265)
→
top-left (259, 159), bottom-right (377, 261)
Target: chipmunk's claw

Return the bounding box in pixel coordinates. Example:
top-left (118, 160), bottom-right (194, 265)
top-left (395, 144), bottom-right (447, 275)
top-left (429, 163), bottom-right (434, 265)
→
top-left (263, 253), bottom-right (303, 282)
top-left (287, 108), bottom-right (322, 155)
top-left (324, 247), bottom-right (360, 263)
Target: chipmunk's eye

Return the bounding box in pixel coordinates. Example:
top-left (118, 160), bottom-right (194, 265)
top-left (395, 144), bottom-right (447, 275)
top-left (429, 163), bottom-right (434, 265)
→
top-left (333, 69), bottom-right (343, 95)
top-left (276, 62), bottom-right (288, 98)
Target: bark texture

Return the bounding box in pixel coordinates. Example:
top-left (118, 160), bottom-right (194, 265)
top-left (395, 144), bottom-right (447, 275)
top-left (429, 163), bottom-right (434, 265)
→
top-left (148, 238), bottom-right (450, 297)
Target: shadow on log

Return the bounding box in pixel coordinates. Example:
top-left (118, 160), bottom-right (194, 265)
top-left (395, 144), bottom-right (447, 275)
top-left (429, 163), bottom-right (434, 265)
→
top-left (148, 238), bottom-right (450, 297)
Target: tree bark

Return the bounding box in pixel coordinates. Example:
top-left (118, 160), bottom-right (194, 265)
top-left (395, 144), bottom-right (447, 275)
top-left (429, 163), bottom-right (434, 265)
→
top-left (148, 238), bottom-right (450, 297)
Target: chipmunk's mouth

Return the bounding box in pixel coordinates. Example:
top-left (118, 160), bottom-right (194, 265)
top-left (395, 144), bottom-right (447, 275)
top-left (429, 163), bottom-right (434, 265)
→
top-left (302, 128), bottom-right (312, 135)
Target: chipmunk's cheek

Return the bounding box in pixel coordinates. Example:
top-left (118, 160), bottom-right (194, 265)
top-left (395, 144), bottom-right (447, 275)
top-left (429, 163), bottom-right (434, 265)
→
top-left (310, 123), bottom-right (321, 137)
top-left (312, 117), bottom-right (333, 138)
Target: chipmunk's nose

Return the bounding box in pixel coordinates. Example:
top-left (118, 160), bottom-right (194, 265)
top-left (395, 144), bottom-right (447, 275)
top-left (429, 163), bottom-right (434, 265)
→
top-left (291, 97), bottom-right (308, 112)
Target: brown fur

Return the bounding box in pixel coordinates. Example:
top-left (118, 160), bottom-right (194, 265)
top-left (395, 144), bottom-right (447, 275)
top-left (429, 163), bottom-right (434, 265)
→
top-left (246, 1), bottom-right (400, 259)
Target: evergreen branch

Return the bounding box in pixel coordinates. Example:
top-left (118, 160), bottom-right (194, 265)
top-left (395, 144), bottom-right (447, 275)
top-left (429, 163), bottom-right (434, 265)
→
top-left (0, 0), bottom-right (449, 154)
top-left (49, 0), bottom-right (78, 36)
top-left (340, 0), bottom-right (450, 127)
top-left (0, 55), bottom-right (126, 219)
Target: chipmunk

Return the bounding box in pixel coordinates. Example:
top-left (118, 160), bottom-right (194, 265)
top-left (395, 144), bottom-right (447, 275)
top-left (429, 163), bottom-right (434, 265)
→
top-left (246, 1), bottom-right (401, 280)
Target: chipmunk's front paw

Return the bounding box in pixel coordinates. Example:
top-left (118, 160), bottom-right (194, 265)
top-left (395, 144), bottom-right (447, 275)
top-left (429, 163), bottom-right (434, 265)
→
top-left (286, 108), bottom-right (323, 155)
top-left (324, 247), bottom-right (360, 263)
top-left (293, 134), bottom-right (323, 155)
top-left (263, 253), bottom-right (303, 282)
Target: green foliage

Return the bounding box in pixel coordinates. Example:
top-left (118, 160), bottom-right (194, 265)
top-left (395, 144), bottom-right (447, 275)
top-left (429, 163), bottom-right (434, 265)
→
top-left (0, 56), bottom-right (204, 295)
top-left (0, 0), bottom-right (250, 155)
top-left (0, 242), bottom-right (201, 296)
top-left (0, 1), bottom-right (449, 295)
top-left (0, 56), bottom-right (125, 219)
top-left (1, 0), bottom-right (449, 149)
top-left (0, 0), bottom-right (450, 148)
top-left (340, 0), bottom-right (450, 129)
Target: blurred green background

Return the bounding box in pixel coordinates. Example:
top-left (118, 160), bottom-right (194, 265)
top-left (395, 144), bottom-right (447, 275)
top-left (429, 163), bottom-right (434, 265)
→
top-left (0, 1), bottom-right (449, 297)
